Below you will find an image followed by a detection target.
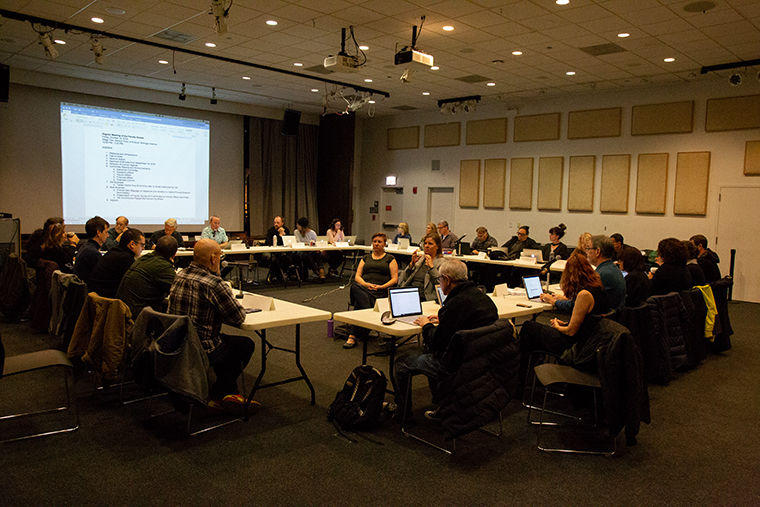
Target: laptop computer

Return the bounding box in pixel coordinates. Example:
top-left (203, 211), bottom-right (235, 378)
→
top-left (388, 287), bottom-right (423, 324)
top-left (281, 235), bottom-right (296, 247)
top-left (522, 275), bottom-right (546, 301)
top-left (458, 241), bottom-right (471, 255)
top-left (398, 237), bottom-right (410, 249)
top-left (521, 248), bottom-right (543, 262)
top-left (435, 284), bottom-right (447, 305)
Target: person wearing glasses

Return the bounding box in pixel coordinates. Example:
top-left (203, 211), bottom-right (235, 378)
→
top-left (201, 215), bottom-right (230, 249)
top-left (148, 218), bottom-right (184, 249)
top-left (584, 235), bottom-right (626, 310)
top-left (501, 225), bottom-right (539, 260)
top-left (88, 228), bottom-right (145, 298)
top-left (437, 220), bottom-right (459, 252)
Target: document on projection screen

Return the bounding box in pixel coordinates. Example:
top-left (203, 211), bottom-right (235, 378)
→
top-left (60, 102), bottom-right (209, 225)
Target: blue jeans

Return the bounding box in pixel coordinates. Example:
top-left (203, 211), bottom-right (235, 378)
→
top-left (394, 351), bottom-right (447, 417)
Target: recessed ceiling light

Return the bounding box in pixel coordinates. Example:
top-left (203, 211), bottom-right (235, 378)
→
top-left (311, 88), bottom-right (319, 92)
top-left (512, 50), bottom-right (523, 56)
top-left (442, 25), bottom-right (454, 31)
top-left (364, 78), bottom-right (373, 83)
top-left (54, 39), bottom-right (66, 45)
top-left (242, 76), bottom-right (251, 80)
top-left (293, 62), bottom-right (303, 67)
top-left (430, 66), bottom-right (439, 70)
top-left (664, 57), bottom-right (675, 62)
top-left (617, 32), bottom-right (630, 38)
top-left (422, 91), bottom-right (430, 95)
top-left (91, 17), bottom-right (104, 23)
top-left (486, 82), bottom-right (496, 86)
top-left (158, 59), bottom-right (169, 64)
top-left (359, 45), bottom-right (369, 50)
top-left (205, 42), bottom-right (216, 48)
top-left (266, 20), bottom-right (278, 26)
top-left (566, 71), bottom-right (576, 76)
top-left (105, 7), bottom-right (126, 15)
top-left (556, 0), bottom-right (570, 5)
top-left (368, 100), bottom-right (376, 104)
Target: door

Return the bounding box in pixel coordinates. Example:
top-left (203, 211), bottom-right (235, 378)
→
top-left (427, 187), bottom-right (455, 230)
top-left (380, 186), bottom-right (404, 234)
top-left (716, 186), bottom-right (760, 302)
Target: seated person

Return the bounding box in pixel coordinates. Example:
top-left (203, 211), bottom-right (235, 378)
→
top-left (25, 217), bottom-right (65, 267)
top-left (437, 220), bottom-right (458, 251)
top-left (294, 217), bottom-right (324, 280)
top-left (325, 218), bottom-right (345, 275)
top-left (586, 235), bottom-right (626, 310)
top-left (104, 216), bottom-right (129, 251)
top-left (470, 226), bottom-right (498, 254)
top-left (502, 225), bottom-right (539, 259)
top-left (541, 223), bottom-right (571, 263)
top-left (74, 216), bottom-right (109, 286)
top-left (398, 233), bottom-right (444, 301)
top-left (619, 245), bottom-right (651, 307)
top-left (520, 253), bottom-right (610, 380)
top-left (116, 235), bottom-right (178, 318)
top-left (545, 233), bottom-right (592, 314)
top-left (40, 223), bottom-right (77, 273)
top-left (168, 239), bottom-right (254, 407)
top-left (88, 229), bottom-right (145, 298)
top-left (420, 222), bottom-right (438, 246)
top-left (393, 222), bottom-right (412, 244)
top-left (689, 234), bottom-right (721, 282)
top-left (263, 215), bottom-right (292, 280)
top-left (148, 218), bottom-right (184, 249)
top-left (393, 259), bottom-right (498, 419)
top-left (683, 240), bottom-right (706, 286)
top-left (201, 215), bottom-right (229, 249)
top-left (610, 232), bottom-right (627, 262)
top-left (649, 237), bottom-right (693, 296)
top-left (344, 233), bottom-right (398, 349)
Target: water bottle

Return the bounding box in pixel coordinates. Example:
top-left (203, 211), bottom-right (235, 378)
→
top-left (327, 318), bottom-right (334, 338)
top-left (272, 235), bottom-right (277, 246)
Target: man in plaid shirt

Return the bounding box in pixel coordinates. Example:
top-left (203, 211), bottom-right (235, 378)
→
top-left (169, 239), bottom-right (254, 406)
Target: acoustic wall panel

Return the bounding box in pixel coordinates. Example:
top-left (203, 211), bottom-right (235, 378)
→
top-left (567, 108), bottom-right (621, 139)
top-left (424, 122), bottom-right (461, 147)
top-left (632, 101), bottom-right (693, 135)
top-left (600, 154), bottom-right (630, 213)
top-left (537, 157), bottom-right (563, 211)
top-left (466, 117), bottom-right (508, 145)
top-left (513, 113), bottom-right (560, 142)
top-left (674, 151), bottom-right (710, 215)
top-left (387, 126), bottom-right (419, 150)
top-left (459, 159), bottom-right (481, 208)
top-left (745, 140), bottom-right (760, 176)
top-left (509, 157), bottom-right (533, 210)
top-left (705, 94), bottom-right (760, 132)
top-left (567, 155), bottom-right (595, 211)
top-left (636, 153), bottom-right (669, 214)
top-left (483, 158), bottom-right (506, 209)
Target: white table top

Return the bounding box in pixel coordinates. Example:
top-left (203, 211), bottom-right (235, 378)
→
top-left (221, 293), bottom-right (332, 333)
top-left (160, 244), bottom-right (367, 257)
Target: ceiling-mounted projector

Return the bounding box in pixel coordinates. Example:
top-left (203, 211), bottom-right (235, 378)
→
top-left (394, 48), bottom-right (433, 67)
top-left (323, 54), bottom-right (360, 72)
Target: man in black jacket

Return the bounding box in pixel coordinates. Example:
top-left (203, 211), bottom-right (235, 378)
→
top-left (689, 234), bottom-right (721, 282)
top-left (74, 216), bottom-right (109, 287)
top-left (393, 259), bottom-right (498, 420)
top-left (88, 228), bottom-right (144, 298)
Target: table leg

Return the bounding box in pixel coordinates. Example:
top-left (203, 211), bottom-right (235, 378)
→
top-left (244, 329), bottom-right (268, 420)
top-left (294, 324), bottom-right (316, 405)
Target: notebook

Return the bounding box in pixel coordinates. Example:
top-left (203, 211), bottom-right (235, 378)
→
top-left (522, 275), bottom-right (545, 301)
top-left (435, 284), bottom-right (447, 305)
top-left (388, 287), bottom-right (423, 324)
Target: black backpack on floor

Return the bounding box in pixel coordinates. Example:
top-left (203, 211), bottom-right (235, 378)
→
top-left (328, 365), bottom-right (387, 430)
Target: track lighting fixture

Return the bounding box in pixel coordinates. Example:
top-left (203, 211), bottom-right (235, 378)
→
top-left (438, 95), bottom-right (481, 114)
top-left (210, 87), bottom-right (217, 105)
top-left (210, 0), bottom-right (231, 35)
top-left (90, 35), bottom-right (105, 64)
top-left (179, 82), bottom-right (186, 101)
top-left (39, 32), bottom-right (59, 59)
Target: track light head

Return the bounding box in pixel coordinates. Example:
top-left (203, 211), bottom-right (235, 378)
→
top-left (39, 32), bottom-right (59, 59)
top-left (210, 0), bottom-right (229, 34)
top-left (210, 87), bottom-right (217, 105)
top-left (179, 82), bottom-right (187, 101)
top-left (728, 72), bottom-right (743, 87)
top-left (89, 35), bottom-right (105, 64)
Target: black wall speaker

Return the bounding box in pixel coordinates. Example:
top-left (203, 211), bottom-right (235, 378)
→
top-left (281, 108), bottom-right (301, 136)
top-left (0, 64), bottom-right (9, 103)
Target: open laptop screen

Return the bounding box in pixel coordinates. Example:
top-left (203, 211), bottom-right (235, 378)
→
top-left (435, 284), bottom-right (447, 305)
top-left (523, 275), bottom-right (544, 300)
top-left (389, 287), bottom-right (423, 318)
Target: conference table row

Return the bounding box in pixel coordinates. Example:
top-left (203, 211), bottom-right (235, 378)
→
top-left (223, 285), bottom-right (558, 416)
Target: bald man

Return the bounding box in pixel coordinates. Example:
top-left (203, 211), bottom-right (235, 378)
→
top-left (168, 239), bottom-right (254, 408)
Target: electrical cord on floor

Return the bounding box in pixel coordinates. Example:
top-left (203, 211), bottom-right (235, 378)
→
top-left (301, 278), bottom-right (353, 303)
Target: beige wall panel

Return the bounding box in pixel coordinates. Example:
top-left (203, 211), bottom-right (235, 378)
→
top-left (459, 159), bottom-right (481, 208)
top-left (387, 126), bottom-right (419, 150)
top-left (567, 155), bottom-right (595, 211)
top-left (424, 122), bottom-right (461, 147)
top-left (674, 151), bottom-right (711, 215)
top-left (513, 113), bottom-right (560, 142)
top-left (538, 156), bottom-right (564, 211)
top-left (600, 154), bottom-right (631, 213)
top-left (632, 101), bottom-right (693, 135)
top-left (636, 153), bottom-right (669, 214)
top-left (745, 140), bottom-right (760, 176)
top-left (705, 94), bottom-right (760, 132)
top-left (466, 117), bottom-right (508, 145)
top-left (567, 107), bottom-right (621, 139)
top-left (483, 158), bottom-right (506, 209)
top-left (509, 157), bottom-right (534, 210)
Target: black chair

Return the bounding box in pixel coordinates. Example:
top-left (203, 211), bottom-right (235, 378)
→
top-left (710, 276), bottom-right (733, 352)
top-left (400, 319), bottom-right (519, 454)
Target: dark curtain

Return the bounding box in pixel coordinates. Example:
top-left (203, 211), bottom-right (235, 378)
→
top-left (317, 113), bottom-right (354, 234)
top-left (248, 117), bottom-right (319, 236)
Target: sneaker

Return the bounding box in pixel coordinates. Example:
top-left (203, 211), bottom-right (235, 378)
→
top-left (424, 409), bottom-right (441, 422)
top-left (382, 401), bottom-right (398, 414)
top-left (221, 394), bottom-right (261, 414)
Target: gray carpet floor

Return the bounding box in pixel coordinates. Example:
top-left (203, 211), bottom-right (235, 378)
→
top-left (2, 278), bottom-right (759, 505)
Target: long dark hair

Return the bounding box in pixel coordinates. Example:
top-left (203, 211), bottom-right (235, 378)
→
top-left (560, 253), bottom-right (603, 299)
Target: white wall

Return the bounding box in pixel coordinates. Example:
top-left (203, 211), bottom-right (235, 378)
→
top-left (355, 79), bottom-right (760, 255)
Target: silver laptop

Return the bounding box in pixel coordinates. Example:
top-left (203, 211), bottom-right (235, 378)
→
top-left (388, 287), bottom-right (423, 324)
top-left (522, 248), bottom-right (543, 262)
top-left (522, 275), bottom-right (545, 301)
top-left (398, 237), bottom-right (410, 249)
top-left (435, 284), bottom-right (447, 305)
top-left (281, 235), bottom-right (296, 247)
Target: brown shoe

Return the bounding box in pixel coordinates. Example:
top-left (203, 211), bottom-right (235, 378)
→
top-left (318, 267), bottom-right (326, 279)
